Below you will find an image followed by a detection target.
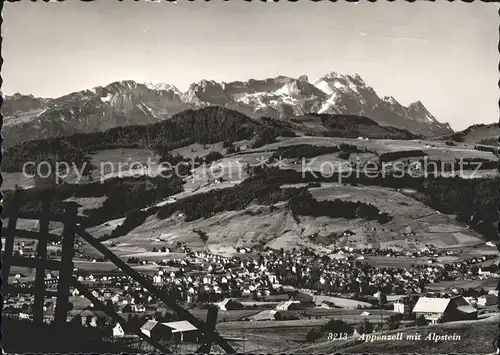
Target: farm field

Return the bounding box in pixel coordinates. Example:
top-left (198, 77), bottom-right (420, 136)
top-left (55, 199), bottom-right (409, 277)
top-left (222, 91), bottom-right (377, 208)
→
top-left (2, 131), bottom-right (497, 192)
top-left (250, 136), bottom-right (497, 162)
top-left (63, 196), bottom-right (108, 216)
top-left (219, 325), bottom-right (317, 352)
top-left (171, 142), bottom-right (228, 159)
top-left (86, 217), bottom-right (127, 239)
top-left (216, 309), bottom-right (396, 353)
top-left (218, 318), bottom-right (328, 330)
top-left (425, 278), bottom-right (499, 291)
top-left (450, 123), bottom-right (500, 144)
top-left (312, 295), bottom-right (372, 309)
top-left (295, 315), bottom-right (500, 353)
top-left (43, 177), bottom-right (488, 258)
top-left (2, 171), bottom-right (35, 190)
top-left (188, 309), bottom-right (261, 323)
top-left (87, 148), bottom-right (162, 182)
top-left (363, 256), bottom-right (444, 268)
top-left (306, 183), bottom-right (484, 250)
top-left (340, 315), bottom-right (499, 354)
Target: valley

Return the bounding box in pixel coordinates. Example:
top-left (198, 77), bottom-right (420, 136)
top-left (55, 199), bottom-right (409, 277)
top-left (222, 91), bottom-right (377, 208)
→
top-left (3, 2), bottom-right (498, 353)
top-left (2, 105), bottom-right (498, 354)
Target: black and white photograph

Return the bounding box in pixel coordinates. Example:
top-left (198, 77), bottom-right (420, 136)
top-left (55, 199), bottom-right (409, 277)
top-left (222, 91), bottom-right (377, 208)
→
top-left (1, 1), bottom-right (499, 354)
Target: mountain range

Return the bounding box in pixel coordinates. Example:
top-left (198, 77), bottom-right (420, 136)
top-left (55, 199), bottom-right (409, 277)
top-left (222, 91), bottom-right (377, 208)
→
top-left (2, 72), bottom-right (453, 147)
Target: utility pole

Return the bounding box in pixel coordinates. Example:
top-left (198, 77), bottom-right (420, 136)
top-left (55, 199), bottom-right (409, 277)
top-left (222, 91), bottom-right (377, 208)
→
top-left (380, 304), bottom-right (383, 331)
top-left (379, 291), bottom-right (387, 332)
top-left (242, 327), bottom-right (245, 353)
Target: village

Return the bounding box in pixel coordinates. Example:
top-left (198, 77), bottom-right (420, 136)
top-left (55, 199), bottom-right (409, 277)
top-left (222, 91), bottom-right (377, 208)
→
top-left (4, 242), bottom-right (499, 350)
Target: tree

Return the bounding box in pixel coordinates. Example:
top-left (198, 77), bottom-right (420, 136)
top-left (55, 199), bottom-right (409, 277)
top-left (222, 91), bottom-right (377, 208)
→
top-left (416, 314), bottom-right (427, 326)
top-left (127, 257), bottom-right (139, 264)
top-left (106, 299), bottom-right (116, 312)
top-left (386, 314), bottom-right (402, 330)
top-left (338, 151), bottom-right (351, 160)
top-left (377, 291), bottom-right (387, 329)
top-left (356, 319), bottom-right (373, 335)
top-left (322, 318), bottom-right (353, 335)
top-left (71, 314), bottom-right (83, 329)
top-left (163, 311), bottom-right (177, 322)
top-left (306, 328), bottom-right (322, 342)
top-left (131, 314), bottom-right (140, 328)
top-left (96, 316), bottom-right (106, 329)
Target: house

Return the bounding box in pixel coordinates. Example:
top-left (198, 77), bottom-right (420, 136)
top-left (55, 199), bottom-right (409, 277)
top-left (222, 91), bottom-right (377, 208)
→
top-left (478, 294), bottom-right (497, 307)
top-left (294, 292), bottom-right (314, 304)
top-left (161, 321), bottom-right (200, 342)
top-left (142, 320), bottom-right (200, 342)
top-left (464, 297), bottom-right (477, 307)
top-left (111, 294), bottom-right (120, 304)
top-left (79, 310), bottom-right (108, 328)
top-left (451, 296), bottom-right (478, 320)
top-left (19, 313), bottom-right (31, 320)
top-left (304, 308), bottom-right (336, 319)
top-left (412, 296), bottom-right (477, 324)
top-left (141, 320), bottom-right (159, 338)
top-left (276, 300), bottom-right (300, 311)
top-left (216, 298), bottom-right (243, 311)
top-left (153, 275), bottom-right (162, 284)
top-left (274, 310), bottom-right (299, 321)
top-left (121, 304), bottom-right (132, 313)
top-left (113, 323), bottom-right (125, 337)
top-left (250, 310), bottom-right (277, 321)
top-left (394, 300), bottom-right (409, 314)
top-left (132, 304), bottom-right (146, 312)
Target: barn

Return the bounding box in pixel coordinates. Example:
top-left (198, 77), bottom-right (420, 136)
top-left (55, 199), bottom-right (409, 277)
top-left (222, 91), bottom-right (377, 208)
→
top-left (412, 296), bottom-right (477, 324)
top-left (141, 320), bottom-right (200, 342)
top-left (158, 321), bottom-right (200, 342)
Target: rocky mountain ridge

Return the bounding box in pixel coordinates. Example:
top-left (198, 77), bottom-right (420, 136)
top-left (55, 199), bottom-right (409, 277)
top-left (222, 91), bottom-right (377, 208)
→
top-left (2, 72), bottom-right (453, 146)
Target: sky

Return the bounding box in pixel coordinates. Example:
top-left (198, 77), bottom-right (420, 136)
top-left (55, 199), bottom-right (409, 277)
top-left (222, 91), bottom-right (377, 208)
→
top-left (2, 0), bottom-right (498, 131)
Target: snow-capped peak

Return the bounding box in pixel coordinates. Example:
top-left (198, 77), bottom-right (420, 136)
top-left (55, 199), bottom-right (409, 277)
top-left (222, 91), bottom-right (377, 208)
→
top-left (383, 96), bottom-right (399, 105)
top-left (322, 71), bottom-right (343, 80)
top-left (275, 81), bottom-right (300, 97)
top-left (349, 73), bottom-right (365, 84)
top-left (144, 82), bottom-right (180, 92)
top-left (2, 70), bottom-right (454, 148)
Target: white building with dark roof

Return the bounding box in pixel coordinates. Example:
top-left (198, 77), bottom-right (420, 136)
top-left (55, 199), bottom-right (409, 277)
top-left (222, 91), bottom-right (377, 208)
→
top-left (161, 321), bottom-right (200, 342)
top-left (216, 298), bottom-right (243, 311)
top-left (113, 323), bottom-right (125, 337)
top-left (394, 300), bottom-right (410, 314)
top-left (412, 296), bottom-right (477, 324)
top-left (141, 320), bottom-right (200, 342)
top-left (140, 319), bottom-right (158, 338)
